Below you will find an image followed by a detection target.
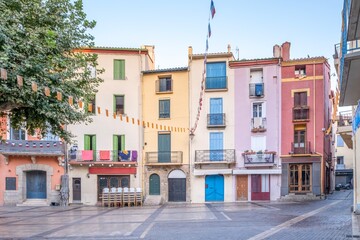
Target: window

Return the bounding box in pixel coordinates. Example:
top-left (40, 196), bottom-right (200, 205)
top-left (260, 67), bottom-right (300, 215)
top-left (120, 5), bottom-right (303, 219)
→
top-left (209, 98), bottom-right (224, 126)
top-left (337, 156), bottom-right (344, 164)
top-left (88, 65), bottom-right (96, 78)
top-left (289, 164), bottom-right (311, 192)
top-left (294, 129), bottom-right (306, 154)
top-left (210, 132), bottom-right (223, 161)
top-left (84, 135), bottom-right (96, 150)
top-left (206, 62), bottom-right (227, 89)
top-left (5, 177), bottom-right (16, 190)
top-left (158, 77), bottom-right (172, 92)
top-left (295, 65), bottom-right (306, 76)
top-left (159, 99), bottom-right (170, 119)
top-left (114, 95), bottom-right (124, 115)
top-left (253, 103), bottom-right (263, 118)
top-left (10, 126), bottom-right (25, 140)
top-left (42, 132), bottom-right (59, 141)
top-left (337, 135), bottom-right (344, 147)
top-left (294, 92), bottom-right (307, 107)
top-left (114, 59), bottom-right (125, 80)
top-left (86, 95), bottom-right (96, 114)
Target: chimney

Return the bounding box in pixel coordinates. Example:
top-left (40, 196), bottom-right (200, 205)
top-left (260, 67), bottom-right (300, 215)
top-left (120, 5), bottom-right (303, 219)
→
top-left (273, 44), bottom-right (281, 58)
top-left (142, 45), bottom-right (155, 69)
top-left (188, 46), bottom-right (193, 56)
top-left (227, 44), bottom-right (231, 53)
top-left (281, 42), bottom-right (291, 61)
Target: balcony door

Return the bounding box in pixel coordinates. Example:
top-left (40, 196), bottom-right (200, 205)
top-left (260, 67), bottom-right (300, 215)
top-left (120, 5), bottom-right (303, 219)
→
top-left (210, 132), bottom-right (223, 161)
top-left (210, 98), bottom-right (223, 125)
top-left (158, 133), bottom-right (171, 163)
top-left (294, 130), bottom-right (306, 154)
top-left (251, 174), bottom-right (270, 200)
top-left (84, 135), bottom-right (96, 160)
top-left (113, 135), bottom-right (125, 161)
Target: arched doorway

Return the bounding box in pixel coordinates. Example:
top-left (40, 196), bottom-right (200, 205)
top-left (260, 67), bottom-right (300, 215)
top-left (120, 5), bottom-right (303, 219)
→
top-left (26, 171), bottom-right (46, 199)
top-left (205, 175), bottom-right (224, 202)
top-left (149, 174), bottom-right (160, 195)
top-left (168, 170), bottom-right (186, 202)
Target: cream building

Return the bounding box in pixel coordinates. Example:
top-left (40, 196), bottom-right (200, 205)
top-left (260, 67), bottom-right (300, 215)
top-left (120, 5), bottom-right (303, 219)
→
top-left (67, 46), bottom-right (154, 205)
top-left (142, 67), bottom-right (189, 203)
top-left (188, 46), bottom-right (236, 203)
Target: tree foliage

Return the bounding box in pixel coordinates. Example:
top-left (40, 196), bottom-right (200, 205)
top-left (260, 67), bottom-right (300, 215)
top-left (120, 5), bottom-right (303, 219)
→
top-left (0, 0), bottom-right (103, 142)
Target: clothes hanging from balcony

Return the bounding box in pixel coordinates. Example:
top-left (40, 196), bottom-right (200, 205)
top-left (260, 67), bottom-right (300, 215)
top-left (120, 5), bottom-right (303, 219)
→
top-left (82, 150), bottom-right (93, 161)
top-left (119, 150), bottom-right (131, 161)
top-left (99, 150), bottom-right (110, 160)
top-left (131, 150), bottom-right (138, 161)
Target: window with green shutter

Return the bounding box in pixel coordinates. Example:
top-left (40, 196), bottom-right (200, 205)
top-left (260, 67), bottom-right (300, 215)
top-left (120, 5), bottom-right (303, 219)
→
top-left (114, 59), bottom-right (125, 80)
top-left (113, 135), bottom-right (125, 161)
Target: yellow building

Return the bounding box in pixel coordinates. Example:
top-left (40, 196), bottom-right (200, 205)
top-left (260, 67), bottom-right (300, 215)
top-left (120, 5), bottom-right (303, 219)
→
top-left (142, 67), bottom-right (189, 203)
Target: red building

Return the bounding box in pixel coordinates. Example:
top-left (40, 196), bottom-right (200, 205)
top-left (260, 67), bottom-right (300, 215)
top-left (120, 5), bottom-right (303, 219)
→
top-left (280, 42), bottom-right (332, 198)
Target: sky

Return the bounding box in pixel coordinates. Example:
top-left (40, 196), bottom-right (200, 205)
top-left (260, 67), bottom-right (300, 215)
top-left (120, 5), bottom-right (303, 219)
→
top-left (82, 0), bottom-right (343, 81)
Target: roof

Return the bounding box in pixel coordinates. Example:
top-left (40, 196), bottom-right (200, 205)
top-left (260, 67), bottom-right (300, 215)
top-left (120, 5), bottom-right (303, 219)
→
top-left (229, 57), bottom-right (280, 68)
top-left (191, 52), bottom-right (234, 60)
top-left (142, 67), bottom-right (188, 74)
top-left (282, 56), bottom-right (328, 66)
top-left (74, 46), bottom-right (149, 54)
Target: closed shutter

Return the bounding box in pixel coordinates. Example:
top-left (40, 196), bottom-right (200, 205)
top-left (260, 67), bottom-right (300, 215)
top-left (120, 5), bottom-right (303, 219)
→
top-left (121, 135), bottom-right (125, 150)
top-left (114, 60), bottom-right (125, 80)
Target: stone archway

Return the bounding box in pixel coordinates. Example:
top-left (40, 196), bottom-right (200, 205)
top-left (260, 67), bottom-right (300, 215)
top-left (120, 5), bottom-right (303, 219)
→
top-left (16, 164), bottom-right (53, 203)
top-left (168, 169), bottom-right (186, 202)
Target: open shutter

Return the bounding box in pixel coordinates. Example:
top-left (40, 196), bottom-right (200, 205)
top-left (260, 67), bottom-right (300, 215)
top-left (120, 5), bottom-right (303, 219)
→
top-left (84, 135), bottom-right (90, 150)
top-left (121, 135), bottom-right (125, 151)
top-left (114, 60), bottom-right (121, 80)
top-left (113, 135), bottom-right (118, 161)
top-left (120, 60), bottom-right (125, 79)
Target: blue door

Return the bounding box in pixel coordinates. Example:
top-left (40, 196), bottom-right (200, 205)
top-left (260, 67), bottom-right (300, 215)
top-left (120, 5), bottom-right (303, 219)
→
top-left (205, 175), bottom-right (224, 201)
top-left (158, 133), bottom-right (171, 162)
top-left (210, 98), bottom-right (223, 125)
top-left (26, 171), bottom-right (46, 199)
top-left (210, 132), bottom-right (223, 161)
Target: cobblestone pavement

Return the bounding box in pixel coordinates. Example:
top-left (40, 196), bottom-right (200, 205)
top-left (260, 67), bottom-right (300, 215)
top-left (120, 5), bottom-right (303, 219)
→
top-left (0, 190), bottom-right (354, 240)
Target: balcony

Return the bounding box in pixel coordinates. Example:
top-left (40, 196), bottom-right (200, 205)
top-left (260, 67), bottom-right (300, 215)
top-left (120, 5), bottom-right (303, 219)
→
top-left (207, 113), bottom-right (226, 128)
top-left (251, 117), bottom-right (266, 132)
top-left (337, 111), bottom-right (353, 149)
top-left (290, 141), bottom-right (312, 155)
top-left (339, 0), bottom-right (360, 106)
top-left (242, 151), bottom-right (276, 167)
top-left (336, 164), bottom-right (346, 170)
top-left (293, 106), bottom-right (310, 121)
top-left (145, 151), bottom-right (183, 166)
top-left (249, 83), bottom-right (264, 97)
top-left (156, 78), bottom-right (173, 93)
top-left (69, 150), bottom-right (138, 166)
top-left (205, 76), bottom-right (227, 91)
top-left (195, 149), bottom-right (235, 165)
top-left (0, 140), bottom-right (64, 156)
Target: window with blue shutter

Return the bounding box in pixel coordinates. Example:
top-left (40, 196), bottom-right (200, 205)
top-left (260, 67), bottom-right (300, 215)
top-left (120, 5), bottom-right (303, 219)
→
top-left (206, 62), bottom-right (226, 89)
top-left (159, 99), bottom-right (170, 119)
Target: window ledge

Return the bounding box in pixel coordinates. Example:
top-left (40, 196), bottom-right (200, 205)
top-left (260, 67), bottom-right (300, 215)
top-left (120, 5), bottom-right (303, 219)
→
top-left (205, 88), bottom-right (228, 92)
top-left (156, 91), bottom-right (173, 94)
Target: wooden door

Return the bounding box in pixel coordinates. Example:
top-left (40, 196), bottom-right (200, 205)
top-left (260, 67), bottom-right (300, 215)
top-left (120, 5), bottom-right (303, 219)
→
top-left (26, 171), bottom-right (46, 199)
top-left (72, 178), bottom-right (81, 201)
top-left (251, 174), bottom-right (270, 200)
top-left (168, 178), bottom-right (186, 202)
top-left (236, 175), bottom-right (248, 201)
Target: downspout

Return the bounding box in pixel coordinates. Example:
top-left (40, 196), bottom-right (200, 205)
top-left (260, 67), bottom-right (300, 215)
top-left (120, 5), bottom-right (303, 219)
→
top-left (139, 51), bottom-right (145, 193)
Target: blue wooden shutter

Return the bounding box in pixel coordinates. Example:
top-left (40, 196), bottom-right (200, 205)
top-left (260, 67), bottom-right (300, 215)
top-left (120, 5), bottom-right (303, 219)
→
top-left (210, 132), bottom-right (223, 161)
top-left (210, 98), bottom-right (223, 125)
top-left (158, 133), bottom-right (171, 162)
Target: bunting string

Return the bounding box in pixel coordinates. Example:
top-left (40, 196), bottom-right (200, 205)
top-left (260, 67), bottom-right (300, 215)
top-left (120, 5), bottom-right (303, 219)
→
top-left (0, 68), bottom-right (187, 133)
top-left (190, 0), bottom-right (216, 135)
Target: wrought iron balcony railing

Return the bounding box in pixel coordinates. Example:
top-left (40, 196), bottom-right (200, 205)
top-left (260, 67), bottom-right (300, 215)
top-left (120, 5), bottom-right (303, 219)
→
top-left (291, 141), bottom-right (312, 155)
top-left (145, 151), bottom-right (183, 164)
top-left (195, 149), bottom-right (236, 163)
top-left (293, 106), bottom-right (310, 121)
top-left (338, 111), bottom-right (353, 127)
top-left (0, 140), bottom-right (64, 155)
top-left (336, 164), bottom-right (346, 170)
top-left (68, 150), bottom-right (138, 162)
top-left (251, 117), bottom-right (266, 132)
top-left (249, 83), bottom-right (264, 97)
top-left (207, 113), bottom-right (226, 128)
top-left (205, 76), bottom-right (227, 90)
top-left (242, 151), bottom-right (276, 165)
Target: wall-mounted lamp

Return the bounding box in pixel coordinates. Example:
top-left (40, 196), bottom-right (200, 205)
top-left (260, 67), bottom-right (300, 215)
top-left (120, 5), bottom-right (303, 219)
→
top-left (189, 132), bottom-right (195, 140)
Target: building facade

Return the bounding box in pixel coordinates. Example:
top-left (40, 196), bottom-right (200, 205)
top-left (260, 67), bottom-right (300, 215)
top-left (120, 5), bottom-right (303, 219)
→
top-left (67, 46), bottom-right (154, 205)
top-left (142, 67), bottom-right (189, 203)
top-left (230, 48), bottom-right (282, 201)
top-left (280, 42), bottom-right (332, 198)
top-left (189, 46), bottom-right (236, 203)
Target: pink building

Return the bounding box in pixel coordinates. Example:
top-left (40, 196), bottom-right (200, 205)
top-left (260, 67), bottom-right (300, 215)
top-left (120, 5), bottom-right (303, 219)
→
top-left (280, 42), bottom-right (332, 198)
top-left (230, 46), bottom-right (282, 201)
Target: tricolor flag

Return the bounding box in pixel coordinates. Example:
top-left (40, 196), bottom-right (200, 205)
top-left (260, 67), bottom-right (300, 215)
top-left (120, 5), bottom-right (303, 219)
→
top-left (210, 0), bottom-right (216, 18)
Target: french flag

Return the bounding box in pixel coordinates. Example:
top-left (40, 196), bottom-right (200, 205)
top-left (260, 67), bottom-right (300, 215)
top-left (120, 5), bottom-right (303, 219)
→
top-left (210, 0), bottom-right (216, 19)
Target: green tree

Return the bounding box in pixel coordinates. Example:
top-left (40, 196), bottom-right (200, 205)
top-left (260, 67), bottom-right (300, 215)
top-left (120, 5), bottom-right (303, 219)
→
top-left (0, 0), bottom-right (103, 142)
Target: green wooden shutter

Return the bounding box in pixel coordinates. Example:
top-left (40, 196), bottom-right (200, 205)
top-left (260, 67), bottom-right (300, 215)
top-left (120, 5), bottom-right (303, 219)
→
top-left (84, 135), bottom-right (90, 150)
top-left (92, 135), bottom-right (96, 160)
top-left (114, 60), bottom-right (121, 80)
top-left (120, 60), bottom-right (125, 79)
top-left (113, 135), bottom-right (118, 161)
top-left (121, 135), bottom-right (125, 151)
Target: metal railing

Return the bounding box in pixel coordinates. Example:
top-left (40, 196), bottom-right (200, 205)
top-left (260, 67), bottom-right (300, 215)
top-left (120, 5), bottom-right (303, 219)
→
top-left (145, 151), bottom-right (183, 164)
top-left (291, 141), bottom-right (312, 154)
top-left (68, 150), bottom-right (138, 162)
top-left (207, 113), bottom-right (226, 128)
top-left (243, 151), bottom-right (276, 164)
top-left (293, 106), bottom-right (310, 121)
top-left (249, 83), bottom-right (264, 97)
top-left (338, 111), bottom-right (353, 127)
top-left (0, 140), bottom-right (64, 155)
top-left (251, 117), bottom-right (266, 132)
top-left (195, 149), bottom-right (236, 163)
top-left (336, 164), bottom-right (346, 170)
top-left (205, 76), bottom-right (227, 90)
top-left (155, 78), bottom-right (173, 93)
